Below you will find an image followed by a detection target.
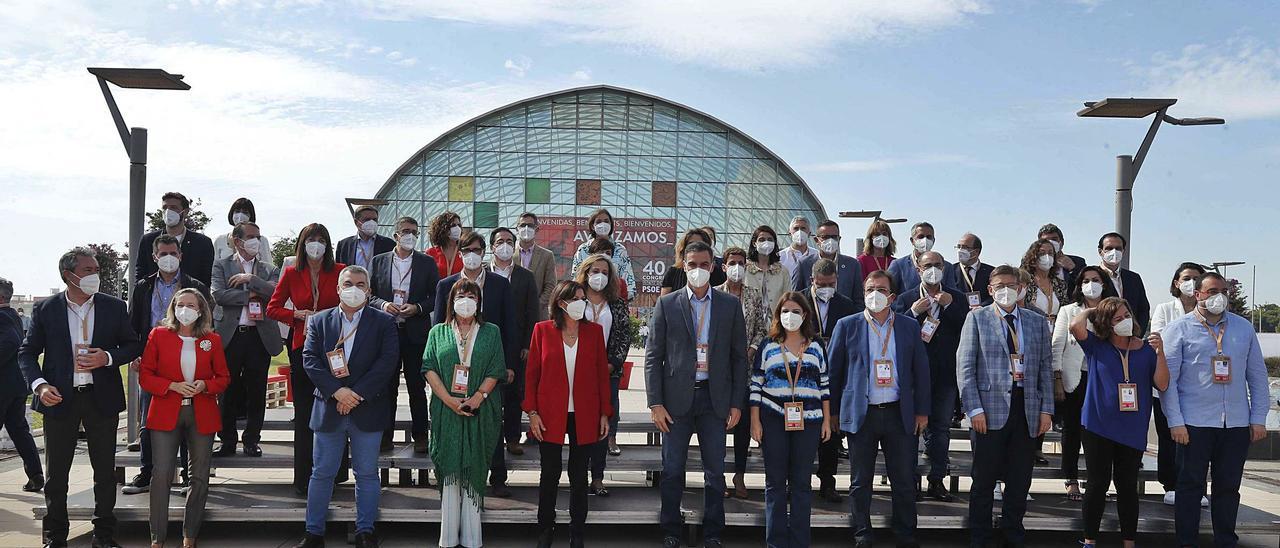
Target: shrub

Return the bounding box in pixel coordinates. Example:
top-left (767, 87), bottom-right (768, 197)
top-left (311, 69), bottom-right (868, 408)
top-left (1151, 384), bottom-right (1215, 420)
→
top-left (1266, 356), bottom-right (1280, 378)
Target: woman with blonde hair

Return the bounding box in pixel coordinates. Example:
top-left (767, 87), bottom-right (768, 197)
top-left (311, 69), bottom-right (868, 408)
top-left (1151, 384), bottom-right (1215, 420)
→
top-left (573, 254), bottom-right (633, 492)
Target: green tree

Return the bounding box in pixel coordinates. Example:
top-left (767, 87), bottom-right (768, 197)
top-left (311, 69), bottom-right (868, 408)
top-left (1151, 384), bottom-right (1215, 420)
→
top-left (145, 197), bottom-right (212, 233)
top-left (1227, 278), bottom-right (1248, 317)
top-left (272, 234), bottom-right (298, 267)
top-left (1253, 303), bottom-right (1280, 333)
top-left (87, 242), bottom-right (128, 298)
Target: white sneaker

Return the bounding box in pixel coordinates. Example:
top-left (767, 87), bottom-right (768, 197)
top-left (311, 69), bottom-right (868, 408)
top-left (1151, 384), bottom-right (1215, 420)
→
top-left (993, 483), bottom-right (1003, 501)
top-left (1163, 491), bottom-right (1176, 505)
top-left (1201, 495), bottom-right (1210, 507)
top-left (1026, 492), bottom-right (1034, 501)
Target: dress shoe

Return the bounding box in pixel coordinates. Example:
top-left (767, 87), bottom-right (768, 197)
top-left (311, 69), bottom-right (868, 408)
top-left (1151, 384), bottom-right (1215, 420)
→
top-left (182, 538), bottom-right (197, 548)
top-left (213, 443), bottom-right (236, 457)
top-left (488, 483), bottom-right (512, 498)
top-left (121, 473), bottom-right (151, 495)
top-left (853, 537), bottom-right (872, 548)
top-left (91, 536), bottom-right (123, 548)
top-left (353, 531), bottom-right (378, 548)
top-left (293, 484), bottom-right (308, 497)
top-left (506, 440), bottom-right (525, 456)
top-left (379, 437), bottom-right (394, 453)
top-left (838, 446), bottom-right (849, 459)
top-left (536, 527), bottom-right (555, 548)
top-left (663, 536), bottom-right (681, 548)
top-left (293, 532), bottom-right (325, 548)
top-left (926, 480), bottom-right (955, 502)
top-left (818, 485), bottom-right (843, 503)
top-left (703, 539), bottom-right (723, 548)
top-left (243, 443), bottom-right (262, 457)
top-left (23, 476), bottom-right (45, 493)
top-left (570, 534), bottom-right (584, 548)
top-left (1033, 451), bottom-right (1049, 466)
top-left (126, 441), bottom-right (141, 452)
top-left (42, 540), bottom-right (68, 548)
top-left (413, 432), bottom-right (429, 454)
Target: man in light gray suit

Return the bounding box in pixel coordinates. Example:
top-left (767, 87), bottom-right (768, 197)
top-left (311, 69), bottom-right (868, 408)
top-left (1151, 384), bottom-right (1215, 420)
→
top-left (645, 241), bottom-right (748, 548)
top-left (515, 212), bottom-right (559, 320)
top-left (956, 264), bottom-right (1053, 548)
top-left (211, 221), bottom-right (283, 457)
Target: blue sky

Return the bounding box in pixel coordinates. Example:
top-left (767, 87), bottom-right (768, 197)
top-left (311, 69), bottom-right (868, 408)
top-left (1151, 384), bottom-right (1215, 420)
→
top-left (2, 1), bottom-right (1278, 312)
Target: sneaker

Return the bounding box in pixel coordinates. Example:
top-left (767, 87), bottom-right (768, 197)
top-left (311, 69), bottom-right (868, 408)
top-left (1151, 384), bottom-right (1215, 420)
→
top-left (1163, 491), bottom-right (1176, 505)
top-left (993, 483), bottom-right (1003, 501)
top-left (121, 473), bottom-right (151, 495)
top-left (1201, 495), bottom-right (1210, 507)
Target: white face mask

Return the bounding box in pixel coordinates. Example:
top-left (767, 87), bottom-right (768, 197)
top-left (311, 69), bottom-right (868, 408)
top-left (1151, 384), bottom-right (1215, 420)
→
top-left (815, 286), bottom-right (836, 301)
top-left (1017, 287), bottom-right (1027, 301)
top-left (493, 243), bottom-right (514, 262)
top-left (957, 248), bottom-right (973, 264)
top-left (872, 235), bottom-right (890, 249)
top-left (864, 290), bottom-right (889, 313)
top-left (921, 266), bottom-right (943, 285)
top-left (1081, 281), bottom-right (1103, 299)
top-left (175, 306), bottom-right (199, 326)
top-left (686, 268), bottom-right (711, 288)
top-left (780, 311), bottom-right (804, 332)
top-left (1203, 293), bottom-right (1228, 315)
top-left (819, 238), bottom-right (839, 255)
top-left (397, 233), bottom-right (417, 251)
top-left (593, 222), bottom-right (612, 237)
top-left (1113, 318), bottom-right (1134, 337)
top-left (563, 299), bottom-right (587, 321)
top-left (339, 286), bottom-right (367, 307)
top-left (462, 252), bottom-right (483, 271)
top-left (913, 236), bottom-right (934, 253)
top-left (1036, 254), bottom-right (1054, 272)
top-left (516, 226), bottom-right (536, 242)
top-left (156, 255), bottom-right (180, 274)
top-left (1049, 239), bottom-right (1063, 254)
top-left (726, 264), bottom-right (745, 283)
top-left (791, 230), bottom-right (808, 247)
top-left (305, 241), bottom-right (326, 260)
top-left (359, 220), bottom-right (378, 237)
top-left (448, 225), bottom-right (462, 240)
top-left (231, 211), bottom-right (250, 225)
top-left (163, 208), bottom-right (183, 228)
top-left (993, 287), bottom-right (1019, 308)
top-left (1179, 279), bottom-right (1196, 297)
top-left (453, 297), bottom-right (478, 318)
top-left (588, 272), bottom-right (609, 292)
top-left (756, 240), bottom-right (776, 256)
top-left (242, 237), bottom-right (261, 256)
top-left (72, 272), bottom-right (100, 296)
top-left (1102, 248), bottom-right (1124, 267)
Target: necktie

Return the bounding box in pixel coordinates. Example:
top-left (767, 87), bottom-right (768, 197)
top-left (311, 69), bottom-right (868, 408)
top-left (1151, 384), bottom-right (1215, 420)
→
top-left (1004, 313), bottom-right (1017, 355)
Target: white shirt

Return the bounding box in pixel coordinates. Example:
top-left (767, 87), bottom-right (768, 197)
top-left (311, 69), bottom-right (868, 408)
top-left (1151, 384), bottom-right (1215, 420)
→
top-left (1105, 267), bottom-right (1124, 297)
top-left (489, 262), bottom-right (513, 280)
top-left (779, 246), bottom-right (816, 276)
top-left (179, 335), bottom-right (197, 383)
top-left (339, 307), bottom-right (363, 359)
top-left (586, 299), bottom-right (613, 342)
top-left (67, 295), bottom-right (97, 387)
top-left (237, 252), bottom-right (259, 326)
top-left (391, 253), bottom-right (413, 323)
top-left (564, 341), bottom-right (578, 413)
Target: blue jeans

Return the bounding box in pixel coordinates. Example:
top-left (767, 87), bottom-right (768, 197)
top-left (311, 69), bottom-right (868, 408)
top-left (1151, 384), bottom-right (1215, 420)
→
top-left (306, 416), bottom-right (382, 535)
top-left (1175, 426), bottom-right (1250, 547)
top-left (924, 379), bottom-right (957, 482)
top-left (850, 404), bottom-right (918, 544)
top-left (659, 388), bottom-right (727, 540)
top-left (591, 376), bottom-right (622, 482)
top-left (760, 411), bottom-right (820, 548)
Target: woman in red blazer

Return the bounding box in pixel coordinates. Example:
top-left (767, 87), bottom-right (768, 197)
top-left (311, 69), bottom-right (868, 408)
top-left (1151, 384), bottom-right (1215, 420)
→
top-left (265, 222), bottom-right (344, 494)
top-left (139, 288), bottom-right (230, 548)
top-left (524, 280), bottom-right (613, 548)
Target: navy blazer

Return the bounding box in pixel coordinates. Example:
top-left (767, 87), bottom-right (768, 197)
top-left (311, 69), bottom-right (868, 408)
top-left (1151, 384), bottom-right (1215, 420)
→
top-left (1114, 268), bottom-right (1151, 335)
top-left (18, 292), bottom-right (143, 416)
top-left (0, 308), bottom-right (26, 401)
top-left (336, 234), bottom-right (396, 269)
top-left (827, 312), bottom-right (931, 435)
top-left (792, 253), bottom-right (863, 302)
top-left (129, 272), bottom-right (211, 340)
top-left (136, 229), bottom-right (216, 287)
top-left (368, 250), bottom-right (439, 347)
top-left (302, 305), bottom-right (400, 432)
top-left (433, 271), bottom-right (519, 375)
top-left (892, 283), bottom-right (970, 376)
top-left (943, 261), bottom-right (994, 306)
top-left (807, 291), bottom-right (859, 347)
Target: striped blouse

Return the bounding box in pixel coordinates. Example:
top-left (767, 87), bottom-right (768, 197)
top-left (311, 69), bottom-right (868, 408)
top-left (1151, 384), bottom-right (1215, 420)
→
top-left (749, 339), bottom-right (830, 422)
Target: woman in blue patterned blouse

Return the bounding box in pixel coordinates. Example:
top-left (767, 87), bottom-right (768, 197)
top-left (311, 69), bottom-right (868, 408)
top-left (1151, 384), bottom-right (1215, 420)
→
top-left (749, 290), bottom-right (832, 548)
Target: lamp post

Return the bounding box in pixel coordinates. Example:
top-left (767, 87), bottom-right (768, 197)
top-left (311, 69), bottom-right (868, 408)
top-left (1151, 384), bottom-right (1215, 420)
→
top-left (88, 67), bottom-right (190, 444)
top-left (1210, 260), bottom-right (1245, 279)
top-left (838, 210), bottom-right (908, 252)
top-left (1077, 98), bottom-right (1223, 269)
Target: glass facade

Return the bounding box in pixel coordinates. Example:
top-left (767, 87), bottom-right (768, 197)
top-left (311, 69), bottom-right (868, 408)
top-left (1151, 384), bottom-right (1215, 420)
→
top-left (372, 85), bottom-right (827, 308)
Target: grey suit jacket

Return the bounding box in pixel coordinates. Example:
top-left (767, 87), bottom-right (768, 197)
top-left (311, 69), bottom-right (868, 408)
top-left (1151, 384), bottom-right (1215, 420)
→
top-left (523, 244), bottom-right (558, 320)
top-left (955, 304), bottom-right (1054, 437)
top-left (644, 288), bottom-right (748, 419)
top-left (211, 254), bottom-right (284, 356)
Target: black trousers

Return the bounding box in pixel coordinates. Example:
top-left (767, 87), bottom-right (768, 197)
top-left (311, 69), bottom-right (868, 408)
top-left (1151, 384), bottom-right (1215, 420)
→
top-left (1059, 374), bottom-right (1087, 481)
top-left (968, 388), bottom-right (1035, 547)
top-left (731, 418), bottom-right (750, 475)
top-left (385, 333), bottom-right (428, 440)
top-left (221, 327), bottom-right (271, 446)
top-left (1152, 396), bottom-right (1178, 492)
top-left (816, 432), bottom-right (841, 490)
top-left (1080, 428), bottom-right (1141, 541)
top-left (538, 412), bottom-right (592, 537)
top-left (42, 391), bottom-right (118, 543)
top-left (0, 395), bottom-right (42, 481)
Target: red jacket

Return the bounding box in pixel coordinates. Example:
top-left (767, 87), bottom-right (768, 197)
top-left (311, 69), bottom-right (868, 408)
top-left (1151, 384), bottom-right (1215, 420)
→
top-left (523, 320), bottom-right (613, 445)
top-left (426, 246), bottom-right (464, 279)
top-left (266, 262), bottom-right (345, 350)
top-left (139, 327), bottom-right (231, 435)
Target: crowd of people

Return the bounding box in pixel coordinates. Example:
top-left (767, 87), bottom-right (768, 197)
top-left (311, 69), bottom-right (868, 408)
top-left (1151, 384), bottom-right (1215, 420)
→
top-left (0, 191), bottom-right (1272, 548)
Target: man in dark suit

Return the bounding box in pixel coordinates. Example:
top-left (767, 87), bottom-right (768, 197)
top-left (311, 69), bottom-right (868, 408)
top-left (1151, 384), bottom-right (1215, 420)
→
top-left (123, 234), bottom-right (211, 494)
top-left (1098, 232), bottom-right (1151, 334)
top-left (486, 227), bottom-right (539, 456)
top-left (0, 278), bottom-right (43, 493)
top-left (296, 265), bottom-right (399, 548)
top-left (829, 270), bottom-right (931, 548)
top-left (432, 230), bottom-right (519, 496)
top-left (368, 216), bottom-right (439, 453)
top-left (645, 241), bottom-right (748, 548)
top-left (1038, 223), bottom-right (1087, 289)
top-left (135, 191), bottom-right (215, 287)
top-left (336, 205), bottom-right (396, 272)
top-left (20, 247), bottom-right (144, 548)
top-left (805, 258), bottom-right (859, 503)
top-left (892, 251), bottom-right (968, 502)
top-left (944, 232), bottom-right (995, 308)
top-left (792, 219), bottom-right (863, 301)
top-left (211, 222), bottom-right (283, 457)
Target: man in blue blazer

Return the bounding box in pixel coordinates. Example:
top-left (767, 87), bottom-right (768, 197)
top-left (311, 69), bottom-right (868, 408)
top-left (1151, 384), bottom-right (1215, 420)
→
top-left (892, 251), bottom-right (969, 502)
top-left (792, 219), bottom-right (863, 302)
top-left (298, 265), bottom-right (399, 548)
top-left (956, 265), bottom-right (1054, 548)
top-left (0, 278), bottom-right (42, 493)
top-left (886, 221), bottom-right (949, 294)
top-left (943, 232), bottom-right (994, 308)
top-left (828, 270), bottom-right (930, 548)
top-left (335, 205), bottom-right (396, 272)
top-left (20, 247), bottom-right (144, 548)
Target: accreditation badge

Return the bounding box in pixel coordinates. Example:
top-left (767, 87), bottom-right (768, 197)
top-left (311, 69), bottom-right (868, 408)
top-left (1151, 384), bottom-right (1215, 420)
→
top-left (696, 344), bottom-right (709, 374)
top-left (874, 359), bottom-right (894, 387)
top-left (921, 317), bottom-right (939, 343)
top-left (1010, 353), bottom-right (1025, 382)
top-left (326, 349), bottom-right (350, 378)
top-left (1118, 383), bottom-right (1138, 412)
top-left (784, 401), bottom-right (805, 431)
top-left (451, 364), bottom-right (470, 395)
top-left (392, 289), bottom-right (407, 307)
top-left (966, 292), bottom-right (982, 309)
top-left (1212, 355), bottom-right (1231, 384)
top-left (247, 297), bottom-right (264, 321)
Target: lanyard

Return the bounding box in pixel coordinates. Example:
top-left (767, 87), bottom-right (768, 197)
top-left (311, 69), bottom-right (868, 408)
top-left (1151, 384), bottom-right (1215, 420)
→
top-left (811, 287), bottom-right (828, 329)
top-left (334, 319), bottom-right (358, 352)
top-left (446, 249), bottom-right (459, 277)
top-left (73, 300), bottom-right (95, 344)
top-left (994, 307), bottom-right (1021, 354)
top-left (1197, 314), bottom-right (1226, 354)
top-left (589, 298), bottom-right (608, 323)
top-left (864, 311), bottom-right (894, 357)
top-left (394, 257), bottom-right (413, 288)
top-left (918, 285), bottom-right (940, 321)
top-left (959, 264), bottom-right (976, 292)
top-left (782, 344), bottom-right (806, 402)
top-left (308, 268), bottom-right (320, 310)
top-left (692, 295), bottom-right (710, 344)
top-left (871, 255), bottom-right (889, 271)
top-left (453, 321), bottom-right (477, 368)
top-left (1114, 340), bottom-right (1132, 383)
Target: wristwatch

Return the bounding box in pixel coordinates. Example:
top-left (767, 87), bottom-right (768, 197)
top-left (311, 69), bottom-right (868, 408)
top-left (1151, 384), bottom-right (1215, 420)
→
top-left (480, 391), bottom-right (489, 399)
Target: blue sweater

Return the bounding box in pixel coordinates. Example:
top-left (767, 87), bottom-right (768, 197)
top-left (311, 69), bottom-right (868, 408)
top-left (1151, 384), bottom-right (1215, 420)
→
top-left (749, 339), bottom-right (830, 422)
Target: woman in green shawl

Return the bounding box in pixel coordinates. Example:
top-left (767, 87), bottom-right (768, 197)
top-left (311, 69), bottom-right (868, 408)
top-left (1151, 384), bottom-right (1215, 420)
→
top-left (422, 279), bottom-right (505, 548)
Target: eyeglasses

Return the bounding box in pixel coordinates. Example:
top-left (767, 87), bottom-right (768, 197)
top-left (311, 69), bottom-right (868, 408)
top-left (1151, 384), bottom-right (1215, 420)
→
top-left (461, 247), bottom-right (484, 254)
top-left (919, 263), bottom-right (944, 269)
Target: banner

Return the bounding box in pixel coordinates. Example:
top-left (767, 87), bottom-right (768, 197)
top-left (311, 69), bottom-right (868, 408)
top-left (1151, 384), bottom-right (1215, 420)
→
top-left (537, 216), bottom-right (676, 310)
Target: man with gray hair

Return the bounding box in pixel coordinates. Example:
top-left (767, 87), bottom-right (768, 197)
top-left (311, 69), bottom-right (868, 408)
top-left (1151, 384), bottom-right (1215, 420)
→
top-left (0, 277), bottom-right (43, 493)
top-left (780, 215), bottom-right (817, 275)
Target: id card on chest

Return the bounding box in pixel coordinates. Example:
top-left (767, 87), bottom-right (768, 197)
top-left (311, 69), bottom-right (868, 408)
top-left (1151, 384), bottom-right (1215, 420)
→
top-left (784, 401), bottom-right (805, 431)
top-left (696, 344), bottom-right (709, 374)
top-left (920, 317), bottom-right (939, 343)
top-left (966, 292), bottom-right (982, 310)
top-left (874, 359), bottom-right (894, 387)
top-left (326, 349), bottom-right (350, 378)
top-left (247, 297), bottom-right (264, 321)
top-left (392, 289), bottom-right (407, 307)
top-left (1118, 383), bottom-right (1138, 411)
top-left (1212, 355), bottom-right (1231, 384)
top-left (1010, 353), bottom-right (1025, 382)
top-left (451, 364), bottom-right (470, 395)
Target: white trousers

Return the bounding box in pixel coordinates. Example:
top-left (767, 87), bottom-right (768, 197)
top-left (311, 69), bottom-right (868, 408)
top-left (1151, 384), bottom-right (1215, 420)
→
top-left (439, 483), bottom-right (482, 547)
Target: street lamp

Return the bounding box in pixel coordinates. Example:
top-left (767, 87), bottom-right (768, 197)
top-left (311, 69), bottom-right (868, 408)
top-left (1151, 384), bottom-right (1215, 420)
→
top-left (88, 67), bottom-right (190, 444)
top-left (1210, 260), bottom-right (1245, 279)
top-left (1077, 98), bottom-right (1224, 269)
top-left (838, 210), bottom-right (908, 250)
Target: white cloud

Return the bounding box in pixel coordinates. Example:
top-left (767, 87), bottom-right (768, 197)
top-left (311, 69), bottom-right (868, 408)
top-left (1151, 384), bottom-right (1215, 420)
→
top-left (504, 56), bottom-right (532, 77)
top-left (1141, 38), bottom-right (1280, 121)
top-left (570, 68), bottom-right (591, 82)
top-left (804, 154), bottom-right (978, 173)
top-left (353, 0), bottom-right (987, 71)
